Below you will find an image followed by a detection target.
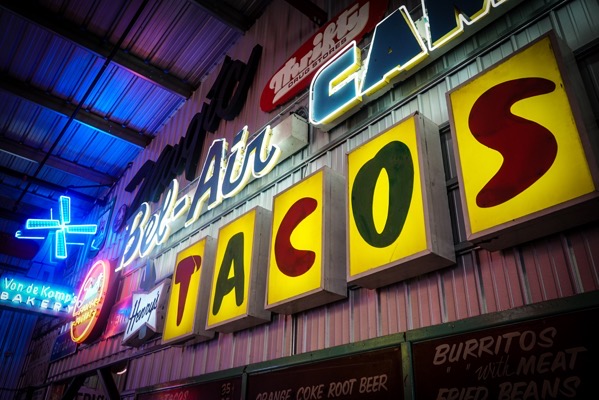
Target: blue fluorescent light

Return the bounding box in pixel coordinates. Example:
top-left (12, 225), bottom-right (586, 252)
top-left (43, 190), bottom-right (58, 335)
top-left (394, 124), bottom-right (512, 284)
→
top-left (26, 219), bottom-right (61, 229)
top-left (55, 229), bottom-right (67, 259)
top-left (15, 196), bottom-right (98, 260)
top-left (60, 196), bottom-right (71, 224)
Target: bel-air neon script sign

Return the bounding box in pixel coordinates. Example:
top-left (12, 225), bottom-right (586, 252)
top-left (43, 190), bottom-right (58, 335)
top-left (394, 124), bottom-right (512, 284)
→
top-left (309, 0), bottom-right (513, 129)
top-left (118, 117), bottom-right (308, 272)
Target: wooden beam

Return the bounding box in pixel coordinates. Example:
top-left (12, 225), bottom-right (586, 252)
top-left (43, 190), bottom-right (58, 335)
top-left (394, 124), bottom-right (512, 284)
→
top-left (0, 204), bottom-right (30, 224)
top-left (0, 75), bottom-right (151, 148)
top-left (0, 166), bottom-right (104, 206)
top-left (0, 137), bottom-right (117, 186)
top-left (97, 368), bottom-right (122, 400)
top-left (283, 0), bottom-right (328, 26)
top-left (191, 0), bottom-right (254, 32)
top-left (0, 183), bottom-right (91, 216)
top-left (0, 0), bottom-right (194, 98)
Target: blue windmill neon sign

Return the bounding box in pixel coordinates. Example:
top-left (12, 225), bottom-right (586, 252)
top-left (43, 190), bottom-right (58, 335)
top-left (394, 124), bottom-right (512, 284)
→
top-left (15, 196), bottom-right (98, 259)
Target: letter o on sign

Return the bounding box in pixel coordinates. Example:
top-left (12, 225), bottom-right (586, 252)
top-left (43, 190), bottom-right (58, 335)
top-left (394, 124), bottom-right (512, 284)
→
top-left (351, 140), bottom-right (413, 247)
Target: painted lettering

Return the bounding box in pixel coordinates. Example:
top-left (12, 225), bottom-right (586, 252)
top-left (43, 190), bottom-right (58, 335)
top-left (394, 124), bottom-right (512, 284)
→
top-left (468, 78), bottom-right (557, 207)
top-left (274, 197), bottom-right (318, 277)
top-left (351, 140), bottom-right (413, 247)
top-left (212, 232), bottom-right (245, 315)
top-left (174, 255), bottom-right (202, 325)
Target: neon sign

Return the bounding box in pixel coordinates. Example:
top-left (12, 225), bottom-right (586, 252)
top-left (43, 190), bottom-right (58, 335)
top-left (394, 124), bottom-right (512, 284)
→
top-left (117, 115), bottom-right (308, 272)
top-left (0, 274), bottom-right (76, 317)
top-left (15, 196), bottom-right (97, 259)
top-left (71, 259), bottom-right (116, 343)
top-left (125, 45), bottom-right (262, 217)
top-left (309, 0), bottom-right (513, 129)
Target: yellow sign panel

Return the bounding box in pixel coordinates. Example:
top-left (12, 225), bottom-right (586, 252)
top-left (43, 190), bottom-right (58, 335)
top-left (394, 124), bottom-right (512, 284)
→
top-left (163, 237), bottom-right (214, 344)
top-left (267, 168), bottom-right (346, 313)
top-left (207, 208), bottom-right (270, 331)
top-left (449, 34), bottom-right (597, 242)
top-left (347, 116), bottom-right (428, 282)
top-left (268, 171), bottom-right (323, 305)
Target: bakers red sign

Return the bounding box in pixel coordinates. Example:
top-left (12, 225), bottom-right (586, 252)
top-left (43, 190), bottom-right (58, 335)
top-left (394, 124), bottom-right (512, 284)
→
top-left (259, 0), bottom-right (387, 112)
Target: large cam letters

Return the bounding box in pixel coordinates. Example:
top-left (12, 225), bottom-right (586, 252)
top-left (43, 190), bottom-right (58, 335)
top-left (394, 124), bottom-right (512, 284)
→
top-left (309, 0), bottom-right (511, 129)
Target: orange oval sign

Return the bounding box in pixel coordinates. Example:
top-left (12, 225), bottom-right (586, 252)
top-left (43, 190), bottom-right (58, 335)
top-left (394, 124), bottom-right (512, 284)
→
top-left (71, 259), bottom-right (113, 343)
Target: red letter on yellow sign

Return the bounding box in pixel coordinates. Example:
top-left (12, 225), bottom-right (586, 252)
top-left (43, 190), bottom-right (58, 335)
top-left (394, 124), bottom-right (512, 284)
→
top-left (448, 33), bottom-right (599, 250)
top-left (266, 168), bottom-right (346, 314)
top-left (163, 237), bottom-right (215, 345)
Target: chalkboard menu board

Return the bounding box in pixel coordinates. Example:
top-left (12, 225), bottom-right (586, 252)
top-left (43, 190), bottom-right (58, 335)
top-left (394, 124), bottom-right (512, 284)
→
top-left (136, 377), bottom-right (241, 400)
top-left (247, 347), bottom-right (403, 400)
top-left (412, 308), bottom-right (599, 399)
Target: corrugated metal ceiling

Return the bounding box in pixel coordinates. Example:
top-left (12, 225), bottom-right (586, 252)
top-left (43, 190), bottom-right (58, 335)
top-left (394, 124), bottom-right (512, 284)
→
top-left (0, 0), bottom-right (272, 394)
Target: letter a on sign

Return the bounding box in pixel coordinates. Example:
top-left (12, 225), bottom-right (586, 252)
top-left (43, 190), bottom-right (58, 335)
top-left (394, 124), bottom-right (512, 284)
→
top-left (447, 32), bottom-right (599, 250)
top-left (207, 207), bottom-right (271, 332)
top-left (162, 237), bottom-right (215, 345)
top-left (347, 114), bottom-right (454, 289)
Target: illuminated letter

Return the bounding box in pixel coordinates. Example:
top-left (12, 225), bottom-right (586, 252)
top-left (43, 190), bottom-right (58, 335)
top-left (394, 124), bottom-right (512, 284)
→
top-left (156, 179), bottom-right (185, 245)
top-left (351, 141), bottom-right (413, 247)
top-left (212, 232), bottom-right (245, 315)
top-left (447, 34), bottom-right (599, 250)
top-left (347, 115), bottom-right (456, 289)
top-left (309, 41), bottom-right (362, 127)
top-left (163, 238), bottom-right (214, 344)
top-left (267, 168), bottom-right (346, 314)
top-left (118, 203), bottom-right (151, 272)
top-left (361, 7), bottom-right (428, 96)
top-left (185, 139), bottom-right (227, 227)
top-left (245, 126), bottom-right (281, 177)
top-left (221, 128), bottom-right (251, 198)
top-left (423, 0), bottom-right (490, 50)
top-left (138, 213), bottom-right (159, 258)
top-left (221, 126), bottom-right (281, 198)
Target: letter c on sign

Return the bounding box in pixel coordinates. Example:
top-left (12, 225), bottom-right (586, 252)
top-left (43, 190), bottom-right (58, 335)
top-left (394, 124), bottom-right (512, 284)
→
top-left (275, 197), bottom-right (318, 277)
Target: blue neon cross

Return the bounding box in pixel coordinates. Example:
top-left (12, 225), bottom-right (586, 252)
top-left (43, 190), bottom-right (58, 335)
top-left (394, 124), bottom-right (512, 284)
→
top-left (21, 196), bottom-right (98, 259)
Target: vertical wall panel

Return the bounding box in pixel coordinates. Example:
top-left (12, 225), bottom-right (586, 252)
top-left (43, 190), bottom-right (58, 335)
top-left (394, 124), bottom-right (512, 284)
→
top-left (567, 230), bottom-right (599, 292)
top-left (326, 298), bottom-right (351, 348)
top-left (379, 282), bottom-right (409, 336)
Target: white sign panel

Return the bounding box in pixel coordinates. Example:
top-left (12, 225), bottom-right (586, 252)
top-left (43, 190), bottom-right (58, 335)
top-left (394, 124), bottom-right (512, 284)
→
top-left (122, 279), bottom-right (170, 347)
